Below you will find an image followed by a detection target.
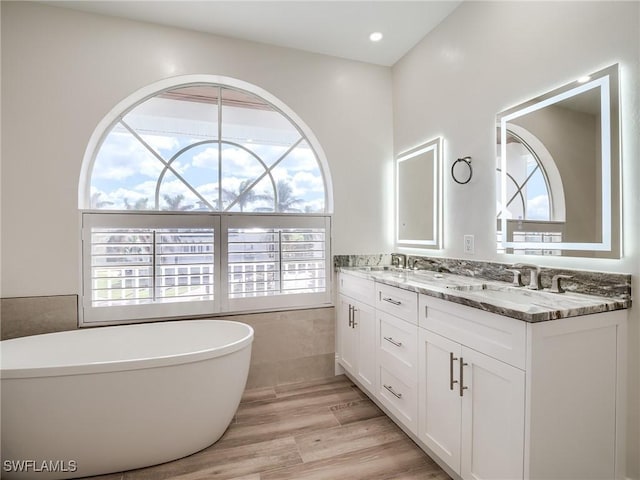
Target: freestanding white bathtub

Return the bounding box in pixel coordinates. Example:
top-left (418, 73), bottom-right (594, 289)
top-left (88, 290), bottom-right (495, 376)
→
top-left (1, 319), bottom-right (253, 479)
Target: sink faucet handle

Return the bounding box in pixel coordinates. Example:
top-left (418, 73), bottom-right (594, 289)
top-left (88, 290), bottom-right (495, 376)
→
top-left (513, 263), bottom-right (542, 290)
top-left (505, 268), bottom-right (524, 287)
top-left (551, 274), bottom-right (573, 293)
top-left (390, 253), bottom-right (407, 269)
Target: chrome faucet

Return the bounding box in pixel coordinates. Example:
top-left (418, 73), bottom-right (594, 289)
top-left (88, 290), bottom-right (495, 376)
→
top-left (505, 268), bottom-right (525, 287)
top-left (391, 253), bottom-right (407, 269)
top-left (513, 263), bottom-right (543, 290)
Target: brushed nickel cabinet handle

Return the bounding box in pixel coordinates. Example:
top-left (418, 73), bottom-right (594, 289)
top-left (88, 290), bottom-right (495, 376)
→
top-left (348, 304), bottom-right (353, 328)
top-left (450, 352), bottom-right (459, 391)
top-left (382, 297), bottom-right (402, 306)
top-left (383, 384), bottom-right (403, 399)
top-left (384, 336), bottom-right (402, 347)
top-left (459, 357), bottom-right (469, 397)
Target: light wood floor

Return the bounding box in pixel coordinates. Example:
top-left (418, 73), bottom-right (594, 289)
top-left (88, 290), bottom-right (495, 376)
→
top-left (86, 375), bottom-right (451, 480)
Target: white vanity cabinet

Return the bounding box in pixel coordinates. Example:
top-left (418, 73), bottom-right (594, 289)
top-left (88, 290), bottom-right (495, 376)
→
top-left (337, 270), bottom-right (626, 480)
top-left (375, 283), bottom-right (419, 434)
top-left (418, 293), bottom-right (626, 480)
top-left (419, 326), bottom-right (525, 479)
top-left (337, 273), bottom-right (376, 393)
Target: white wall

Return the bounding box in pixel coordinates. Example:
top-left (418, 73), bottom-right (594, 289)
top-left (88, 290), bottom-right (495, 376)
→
top-left (0, 1), bottom-right (393, 298)
top-left (392, 1), bottom-right (640, 477)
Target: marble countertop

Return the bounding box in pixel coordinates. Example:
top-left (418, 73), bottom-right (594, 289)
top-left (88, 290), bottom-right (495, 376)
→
top-left (339, 266), bottom-right (631, 323)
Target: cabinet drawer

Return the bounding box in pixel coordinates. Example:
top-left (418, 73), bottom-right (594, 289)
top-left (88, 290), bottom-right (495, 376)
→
top-left (378, 311), bottom-right (418, 376)
top-left (419, 294), bottom-right (526, 369)
top-left (376, 283), bottom-right (418, 324)
top-left (339, 273), bottom-right (375, 305)
top-left (379, 366), bottom-right (418, 434)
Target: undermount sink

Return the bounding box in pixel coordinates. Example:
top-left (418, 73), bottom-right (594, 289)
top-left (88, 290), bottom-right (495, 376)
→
top-left (459, 284), bottom-right (558, 306)
top-left (410, 270), bottom-right (448, 282)
top-left (356, 266), bottom-right (409, 281)
top-left (409, 270), bottom-right (486, 289)
top-left (357, 266), bottom-right (397, 272)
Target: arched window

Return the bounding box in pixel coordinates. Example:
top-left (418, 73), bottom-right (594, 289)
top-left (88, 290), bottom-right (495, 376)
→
top-left (80, 76), bottom-right (332, 325)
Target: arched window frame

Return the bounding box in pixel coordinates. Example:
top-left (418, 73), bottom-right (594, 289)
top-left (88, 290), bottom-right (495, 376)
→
top-left (79, 75), bottom-right (333, 325)
top-left (79, 75), bottom-right (333, 213)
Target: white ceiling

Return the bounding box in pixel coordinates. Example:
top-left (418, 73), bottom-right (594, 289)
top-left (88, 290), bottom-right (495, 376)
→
top-left (42, 1), bottom-right (462, 66)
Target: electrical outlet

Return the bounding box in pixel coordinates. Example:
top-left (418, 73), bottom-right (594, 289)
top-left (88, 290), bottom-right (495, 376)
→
top-left (464, 234), bottom-right (474, 254)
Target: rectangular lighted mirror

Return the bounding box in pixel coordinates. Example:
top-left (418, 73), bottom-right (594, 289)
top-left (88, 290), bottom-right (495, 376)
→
top-left (396, 137), bottom-right (443, 249)
top-left (496, 64), bottom-right (620, 257)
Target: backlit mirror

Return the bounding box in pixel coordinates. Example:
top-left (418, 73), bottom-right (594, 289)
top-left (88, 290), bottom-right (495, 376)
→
top-left (397, 137), bottom-right (442, 249)
top-left (496, 64), bottom-right (620, 257)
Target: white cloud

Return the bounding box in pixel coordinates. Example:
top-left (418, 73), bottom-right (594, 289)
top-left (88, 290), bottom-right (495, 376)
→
top-left (92, 130), bottom-right (164, 181)
top-left (526, 194), bottom-right (550, 220)
top-left (192, 147), bottom-right (218, 169)
top-left (141, 134), bottom-right (180, 154)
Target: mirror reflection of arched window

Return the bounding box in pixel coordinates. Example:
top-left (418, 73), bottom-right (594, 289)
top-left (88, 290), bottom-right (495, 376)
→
top-left (496, 126), bottom-right (565, 255)
top-left (497, 130), bottom-right (552, 221)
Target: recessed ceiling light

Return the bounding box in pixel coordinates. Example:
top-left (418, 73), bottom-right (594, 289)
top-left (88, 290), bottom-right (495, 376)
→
top-left (577, 75), bottom-right (591, 83)
top-left (369, 32), bottom-right (383, 42)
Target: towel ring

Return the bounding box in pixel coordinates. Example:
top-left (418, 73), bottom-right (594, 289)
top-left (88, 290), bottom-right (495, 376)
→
top-left (452, 156), bottom-right (472, 184)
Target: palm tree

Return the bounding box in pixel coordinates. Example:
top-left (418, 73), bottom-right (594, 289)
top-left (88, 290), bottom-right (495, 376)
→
top-left (124, 198), bottom-right (149, 210)
top-left (274, 179), bottom-right (303, 213)
top-left (90, 192), bottom-right (113, 209)
top-left (195, 190), bottom-right (227, 211)
top-left (162, 193), bottom-right (193, 211)
top-left (224, 179), bottom-right (270, 212)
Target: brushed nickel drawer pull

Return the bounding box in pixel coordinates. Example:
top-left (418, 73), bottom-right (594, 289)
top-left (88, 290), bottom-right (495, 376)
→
top-left (383, 384), bottom-right (403, 399)
top-left (382, 297), bottom-right (402, 306)
top-left (449, 352), bottom-right (458, 390)
top-left (459, 357), bottom-right (469, 397)
top-left (384, 336), bottom-right (403, 347)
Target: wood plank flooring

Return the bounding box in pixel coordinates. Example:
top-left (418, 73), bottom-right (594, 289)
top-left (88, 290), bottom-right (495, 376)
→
top-left (84, 375), bottom-right (451, 480)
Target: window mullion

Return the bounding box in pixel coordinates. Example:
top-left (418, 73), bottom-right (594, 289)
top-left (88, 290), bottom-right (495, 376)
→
top-left (152, 230), bottom-right (157, 302)
top-left (218, 215), bottom-right (229, 312)
top-left (217, 86), bottom-right (223, 211)
top-left (278, 230), bottom-right (283, 294)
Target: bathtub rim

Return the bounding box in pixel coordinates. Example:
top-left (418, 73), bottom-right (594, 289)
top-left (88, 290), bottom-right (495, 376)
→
top-left (0, 319), bottom-right (254, 380)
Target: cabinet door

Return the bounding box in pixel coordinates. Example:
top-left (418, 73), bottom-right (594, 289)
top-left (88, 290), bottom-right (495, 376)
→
top-left (460, 347), bottom-right (525, 480)
top-left (418, 329), bottom-right (462, 474)
top-left (338, 295), bottom-right (357, 374)
top-left (354, 301), bottom-right (375, 391)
